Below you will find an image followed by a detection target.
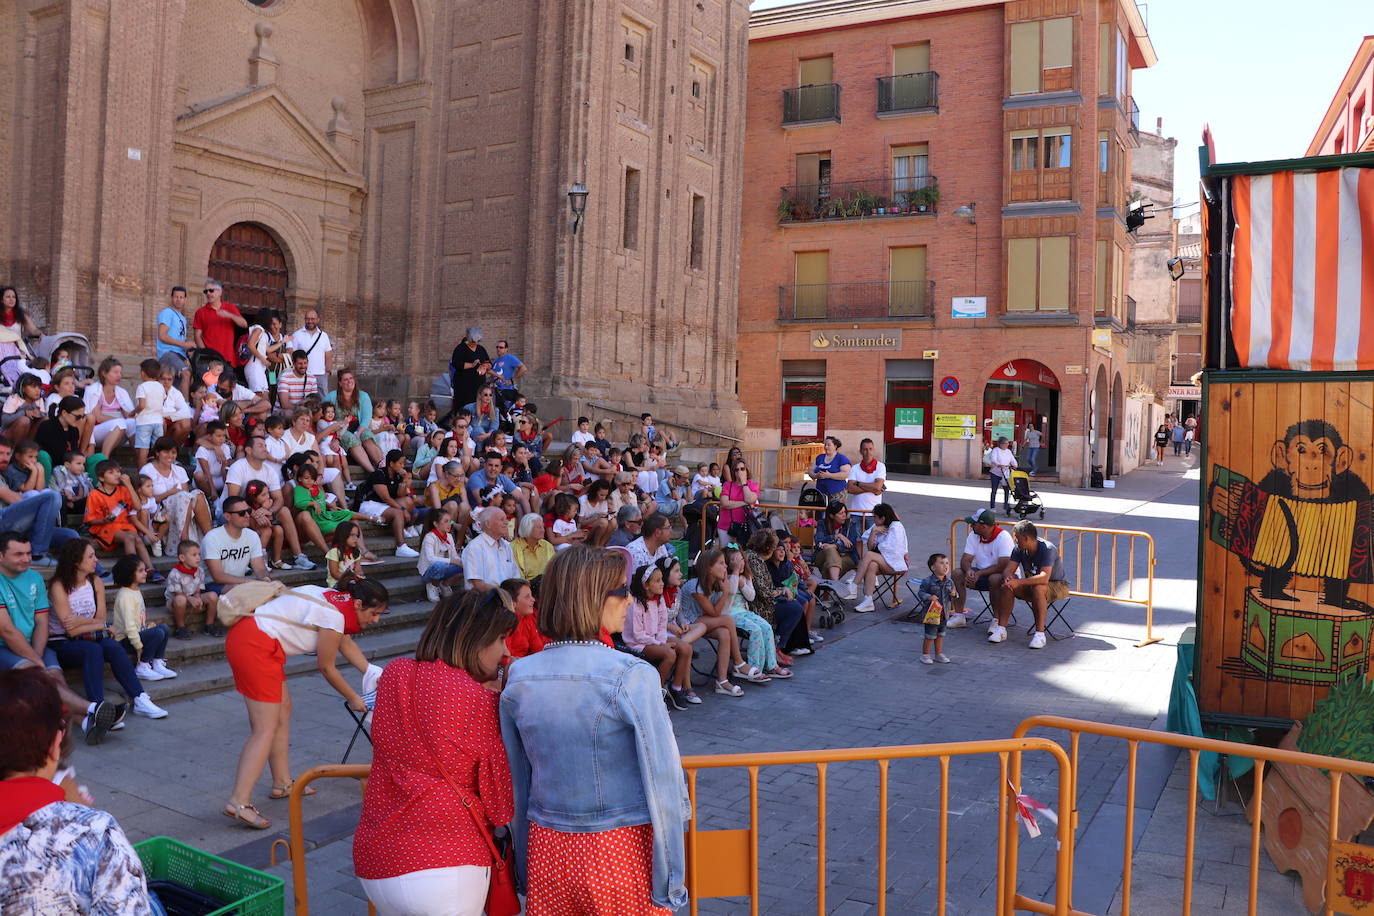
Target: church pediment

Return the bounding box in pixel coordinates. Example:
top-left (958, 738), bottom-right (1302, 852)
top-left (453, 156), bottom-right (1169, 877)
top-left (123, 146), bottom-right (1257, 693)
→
top-left (176, 86), bottom-right (358, 181)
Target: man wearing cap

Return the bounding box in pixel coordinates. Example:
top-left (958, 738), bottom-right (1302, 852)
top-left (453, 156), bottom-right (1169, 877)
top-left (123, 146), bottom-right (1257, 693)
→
top-left (951, 508), bottom-right (1014, 634)
top-left (608, 504), bottom-right (642, 548)
top-left (449, 328), bottom-right (490, 419)
top-left (654, 465), bottom-right (691, 520)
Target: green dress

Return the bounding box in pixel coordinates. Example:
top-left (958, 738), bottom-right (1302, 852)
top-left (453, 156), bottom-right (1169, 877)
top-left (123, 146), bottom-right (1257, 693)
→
top-left (293, 483), bottom-right (354, 535)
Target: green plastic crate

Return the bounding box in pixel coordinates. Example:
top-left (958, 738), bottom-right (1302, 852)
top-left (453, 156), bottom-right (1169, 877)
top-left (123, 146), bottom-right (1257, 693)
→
top-left (135, 836), bottom-right (284, 916)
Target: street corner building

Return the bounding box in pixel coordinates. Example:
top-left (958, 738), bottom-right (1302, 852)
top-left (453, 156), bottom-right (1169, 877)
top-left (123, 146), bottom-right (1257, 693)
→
top-left (737, 0), bottom-right (1156, 484)
top-left (0, 0), bottom-right (749, 435)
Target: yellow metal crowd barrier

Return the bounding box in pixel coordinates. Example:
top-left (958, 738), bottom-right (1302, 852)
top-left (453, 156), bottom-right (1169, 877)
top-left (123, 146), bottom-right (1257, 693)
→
top-left (1013, 715), bottom-right (1374, 916)
top-left (773, 442), bottom-right (826, 490)
top-left (949, 519), bottom-right (1161, 647)
top-left (284, 720), bottom-right (1374, 915)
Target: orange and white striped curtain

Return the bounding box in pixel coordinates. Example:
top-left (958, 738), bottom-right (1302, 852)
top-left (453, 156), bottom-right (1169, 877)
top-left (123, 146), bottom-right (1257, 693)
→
top-left (1231, 167), bottom-right (1374, 370)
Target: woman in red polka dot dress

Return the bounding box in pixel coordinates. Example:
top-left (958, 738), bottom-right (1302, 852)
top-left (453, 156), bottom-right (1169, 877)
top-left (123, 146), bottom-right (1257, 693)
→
top-left (501, 546), bottom-right (691, 914)
top-left (353, 589), bottom-right (518, 915)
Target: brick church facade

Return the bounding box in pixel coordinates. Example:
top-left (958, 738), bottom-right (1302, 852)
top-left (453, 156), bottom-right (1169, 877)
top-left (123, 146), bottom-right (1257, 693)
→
top-left (0, 0), bottom-right (747, 436)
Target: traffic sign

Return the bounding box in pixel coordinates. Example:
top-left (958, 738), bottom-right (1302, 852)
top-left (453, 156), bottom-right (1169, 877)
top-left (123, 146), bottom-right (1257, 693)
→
top-left (939, 376), bottom-right (960, 396)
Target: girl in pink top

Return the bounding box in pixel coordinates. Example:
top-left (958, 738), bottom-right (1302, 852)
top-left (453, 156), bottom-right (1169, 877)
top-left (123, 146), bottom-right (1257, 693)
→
top-left (624, 564), bottom-right (699, 709)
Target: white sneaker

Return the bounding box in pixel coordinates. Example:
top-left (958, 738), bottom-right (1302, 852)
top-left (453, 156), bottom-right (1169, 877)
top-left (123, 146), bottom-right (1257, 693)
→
top-left (394, 544), bottom-right (419, 559)
top-left (936, 653), bottom-right (952, 663)
top-left (987, 625), bottom-right (1008, 644)
top-left (135, 662), bottom-right (164, 681)
top-left (808, 630), bottom-right (824, 643)
top-left (946, 612), bottom-right (967, 629)
top-left (133, 693), bottom-right (168, 719)
top-left (403, 525), bottom-right (420, 539)
top-left (293, 554), bottom-right (317, 571)
top-left (920, 654), bottom-right (934, 665)
top-left (151, 659), bottom-right (177, 679)
top-left (1029, 631), bottom-right (1047, 649)
top-left (853, 596), bottom-right (875, 613)
top-left (151, 540), bottom-right (163, 557)
top-left (425, 582), bottom-right (441, 602)
top-left (845, 582), bottom-right (859, 600)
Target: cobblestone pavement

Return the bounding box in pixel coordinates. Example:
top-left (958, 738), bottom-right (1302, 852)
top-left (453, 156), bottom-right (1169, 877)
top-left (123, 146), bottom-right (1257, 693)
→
top-left (76, 452), bottom-right (1305, 913)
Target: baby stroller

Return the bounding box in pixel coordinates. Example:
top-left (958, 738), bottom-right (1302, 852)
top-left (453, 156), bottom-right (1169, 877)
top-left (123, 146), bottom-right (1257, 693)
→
top-left (0, 330), bottom-right (95, 395)
top-left (1009, 469), bottom-right (1043, 520)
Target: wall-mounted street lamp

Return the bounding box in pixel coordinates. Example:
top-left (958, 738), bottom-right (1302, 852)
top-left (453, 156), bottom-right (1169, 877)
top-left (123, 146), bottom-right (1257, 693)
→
top-left (568, 181), bottom-right (589, 235)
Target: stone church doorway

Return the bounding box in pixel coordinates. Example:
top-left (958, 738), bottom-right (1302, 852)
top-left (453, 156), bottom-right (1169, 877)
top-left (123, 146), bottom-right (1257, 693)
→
top-left (207, 222), bottom-right (290, 316)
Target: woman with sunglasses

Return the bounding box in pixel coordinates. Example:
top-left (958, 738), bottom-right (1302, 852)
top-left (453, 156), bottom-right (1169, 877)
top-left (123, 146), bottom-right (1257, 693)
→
top-left (223, 578), bottom-right (390, 830)
top-left (355, 588), bottom-right (517, 915)
top-left (501, 546), bottom-right (689, 914)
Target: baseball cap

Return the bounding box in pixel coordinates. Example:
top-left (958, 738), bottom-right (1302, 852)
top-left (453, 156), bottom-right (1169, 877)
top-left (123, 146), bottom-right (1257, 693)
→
top-left (673, 465), bottom-right (690, 477)
top-left (964, 508), bottom-right (997, 526)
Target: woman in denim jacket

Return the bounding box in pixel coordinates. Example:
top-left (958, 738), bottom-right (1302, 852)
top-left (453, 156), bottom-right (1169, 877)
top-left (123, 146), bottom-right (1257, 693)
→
top-left (500, 546), bottom-right (690, 913)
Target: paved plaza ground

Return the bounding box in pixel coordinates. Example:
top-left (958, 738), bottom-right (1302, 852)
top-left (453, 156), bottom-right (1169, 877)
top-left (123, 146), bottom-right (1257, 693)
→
top-left (73, 450), bottom-right (1312, 914)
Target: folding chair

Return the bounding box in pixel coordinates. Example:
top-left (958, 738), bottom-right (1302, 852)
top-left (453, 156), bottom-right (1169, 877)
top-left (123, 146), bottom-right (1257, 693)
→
top-left (341, 699), bottom-right (373, 764)
top-left (872, 555), bottom-right (908, 610)
top-left (1041, 595), bottom-right (1074, 640)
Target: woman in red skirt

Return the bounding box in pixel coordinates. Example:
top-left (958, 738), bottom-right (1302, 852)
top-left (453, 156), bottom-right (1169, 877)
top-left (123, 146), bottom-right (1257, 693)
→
top-left (501, 546), bottom-right (690, 914)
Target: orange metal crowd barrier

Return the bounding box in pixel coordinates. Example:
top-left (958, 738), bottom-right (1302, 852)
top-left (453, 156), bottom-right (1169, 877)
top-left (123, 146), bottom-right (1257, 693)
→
top-left (284, 722), bottom-right (1374, 915)
top-left (773, 442), bottom-right (826, 490)
top-left (949, 519), bottom-right (1161, 647)
top-left (1013, 715), bottom-right (1374, 916)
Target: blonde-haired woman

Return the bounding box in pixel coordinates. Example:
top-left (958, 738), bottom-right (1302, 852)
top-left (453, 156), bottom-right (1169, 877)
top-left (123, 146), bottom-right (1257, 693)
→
top-left (501, 546), bottom-right (689, 914)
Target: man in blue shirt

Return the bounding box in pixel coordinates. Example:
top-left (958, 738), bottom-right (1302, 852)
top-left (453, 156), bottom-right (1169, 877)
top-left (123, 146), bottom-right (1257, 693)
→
top-left (155, 286), bottom-right (194, 398)
top-left (998, 519), bottom-right (1070, 650)
top-left (0, 532), bottom-right (105, 729)
top-left (490, 340), bottom-right (526, 390)
top-left (467, 452), bottom-right (529, 515)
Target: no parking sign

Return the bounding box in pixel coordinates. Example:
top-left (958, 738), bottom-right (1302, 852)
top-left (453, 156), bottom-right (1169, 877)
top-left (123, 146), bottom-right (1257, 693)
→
top-left (940, 376), bottom-right (960, 396)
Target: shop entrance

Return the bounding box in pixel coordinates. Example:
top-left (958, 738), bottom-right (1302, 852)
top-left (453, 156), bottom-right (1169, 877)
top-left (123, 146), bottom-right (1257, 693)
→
top-left (781, 360), bottom-right (826, 445)
top-left (884, 359), bottom-right (933, 475)
top-left (983, 359), bottom-right (1059, 471)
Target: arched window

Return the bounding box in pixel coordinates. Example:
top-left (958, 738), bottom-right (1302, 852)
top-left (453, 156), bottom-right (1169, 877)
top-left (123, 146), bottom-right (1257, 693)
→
top-left (208, 222), bottom-right (289, 315)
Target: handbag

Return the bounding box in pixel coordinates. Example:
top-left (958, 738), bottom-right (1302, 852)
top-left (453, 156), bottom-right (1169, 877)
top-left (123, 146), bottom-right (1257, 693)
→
top-left (411, 665), bottom-right (521, 916)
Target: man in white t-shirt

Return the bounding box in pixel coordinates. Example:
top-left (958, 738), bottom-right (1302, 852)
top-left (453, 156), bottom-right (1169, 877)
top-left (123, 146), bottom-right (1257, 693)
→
top-left (461, 507), bottom-right (519, 591)
top-left (201, 496), bottom-right (271, 596)
top-left (224, 435), bottom-right (315, 571)
top-left (950, 508), bottom-right (1015, 631)
top-left (846, 438), bottom-right (887, 514)
top-left (290, 309), bottom-right (334, 397)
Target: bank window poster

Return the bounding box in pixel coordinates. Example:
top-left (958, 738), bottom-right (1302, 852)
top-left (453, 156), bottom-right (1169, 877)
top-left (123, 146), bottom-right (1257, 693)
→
top-left (790, 405), bottom-right (820, 438)
top-left (1201, 377), bottom-right (1374, 725)
top-left (934, 414), bottom-right (977, 439)
top-left (892, 408), bottom-right (924, 440)
top-left (991, 409), bottom-right (1016, 443)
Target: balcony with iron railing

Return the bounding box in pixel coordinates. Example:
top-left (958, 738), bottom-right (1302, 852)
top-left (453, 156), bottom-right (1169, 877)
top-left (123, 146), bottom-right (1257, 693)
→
top-left (1173, 353), bottom-right (1203, 382)
top-left (876, 71), bottom-right (939, 115)
top-left (777, 280), bottom-right (935, 321)
top-left (777, 175), bottom-right (939, 223)
top-left (783, 83), bottom-right (841, 125)
top-left (1122, 95), bottom-right (1140, 147)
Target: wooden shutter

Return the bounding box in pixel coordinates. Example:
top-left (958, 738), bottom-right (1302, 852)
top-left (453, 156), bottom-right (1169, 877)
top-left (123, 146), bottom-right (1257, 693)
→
top-left (1038, 237), bottom-right (1071, 311)
top-left (794, 251), bottom-right (830, 318)
top-left (889, 247), bottom-right (927, 316)
top-left (799, 56), bottom-right (833, 85)
top-left (1009, 22), bottom-right (1041, 95)
top-left (1007, 239), bottom-right (1038, 311)
top-left (893, 43), bottom-right (929, 75)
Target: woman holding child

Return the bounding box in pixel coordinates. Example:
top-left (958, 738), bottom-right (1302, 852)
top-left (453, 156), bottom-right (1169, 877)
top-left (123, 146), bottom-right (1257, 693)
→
top-left (501, 546), bottom-right (690, 914)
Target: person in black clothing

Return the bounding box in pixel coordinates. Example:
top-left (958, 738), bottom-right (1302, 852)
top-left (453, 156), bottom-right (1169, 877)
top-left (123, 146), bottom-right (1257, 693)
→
top-left (34, 396), bottom-right (85, 469)
top-left (357, 449), bottom-right (421, 559)
top-left (448, 327), bottom-right (490, 418)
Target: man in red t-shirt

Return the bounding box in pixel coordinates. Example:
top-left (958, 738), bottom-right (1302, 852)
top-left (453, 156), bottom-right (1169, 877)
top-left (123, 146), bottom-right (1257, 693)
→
top-left (192, 279), bottom-right (247, 366)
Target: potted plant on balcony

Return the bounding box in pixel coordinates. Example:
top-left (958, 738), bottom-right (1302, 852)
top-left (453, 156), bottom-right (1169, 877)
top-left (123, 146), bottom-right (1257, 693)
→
top-left (853, 189), bottom-right (881, 217)
top-left (910, 180), bottom-right (940, 213)
top-left (777, 198), bottom-right (799, 222)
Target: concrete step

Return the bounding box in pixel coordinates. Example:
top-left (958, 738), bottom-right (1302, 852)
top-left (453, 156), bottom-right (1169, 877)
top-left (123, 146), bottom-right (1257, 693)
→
top-left (92, 599), bottom-right (434, 704)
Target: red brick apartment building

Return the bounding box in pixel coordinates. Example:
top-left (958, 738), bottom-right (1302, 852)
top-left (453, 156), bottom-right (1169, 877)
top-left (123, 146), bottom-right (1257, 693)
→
top-left (737, 0), bottom-right (1156, 484)
top-left (1306, 35), bottom-right (1374, 156)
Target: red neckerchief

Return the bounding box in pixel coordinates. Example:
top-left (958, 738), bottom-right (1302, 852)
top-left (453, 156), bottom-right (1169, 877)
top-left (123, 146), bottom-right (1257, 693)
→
top-left (0, 777), bottom-right (65, 833)
top-left (860, 458), bottom-right (879, 474)
top-left (324, 589), bottom-right (363, 635)
top-left (979, 529), bottom-right (1001, 544)
top-left (431, 528), bottom-right (451, 545)
top-left (307, 484), bottom-right (321, 498)
top-left (173, 563), bottom-right (198, 576)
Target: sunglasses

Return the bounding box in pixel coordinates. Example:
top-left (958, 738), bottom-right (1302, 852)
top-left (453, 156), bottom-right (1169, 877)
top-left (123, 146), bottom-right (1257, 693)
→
top-left (606, 586), bottom-right (630, 599)
top-left (225, 509), bottom-right (250, 517)
top-left (203, 289), bottom-right (217, 294)
top-left (69, 412), bottom-right (86, 420)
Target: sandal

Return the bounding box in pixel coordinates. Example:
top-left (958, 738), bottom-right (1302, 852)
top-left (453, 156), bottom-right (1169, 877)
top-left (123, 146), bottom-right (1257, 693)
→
top-left (271, 560), bottom-right (292, 570)
top-left (733, 663), bottom-right (771, 683)
top-left (766, 667), bottom-right (794, 679)
top-left (268, 781), bottom-right (318, 800)
top-left (714, 679), bottom-right (744, 696)
top-left (222, 802), bottom-right (271, 830)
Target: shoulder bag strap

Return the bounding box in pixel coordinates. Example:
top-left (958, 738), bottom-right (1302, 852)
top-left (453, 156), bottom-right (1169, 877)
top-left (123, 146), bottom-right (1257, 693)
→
top-left (302, 330), bottom-right (323, 357)
top-left (408, 664), bottom-right (505, 864)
